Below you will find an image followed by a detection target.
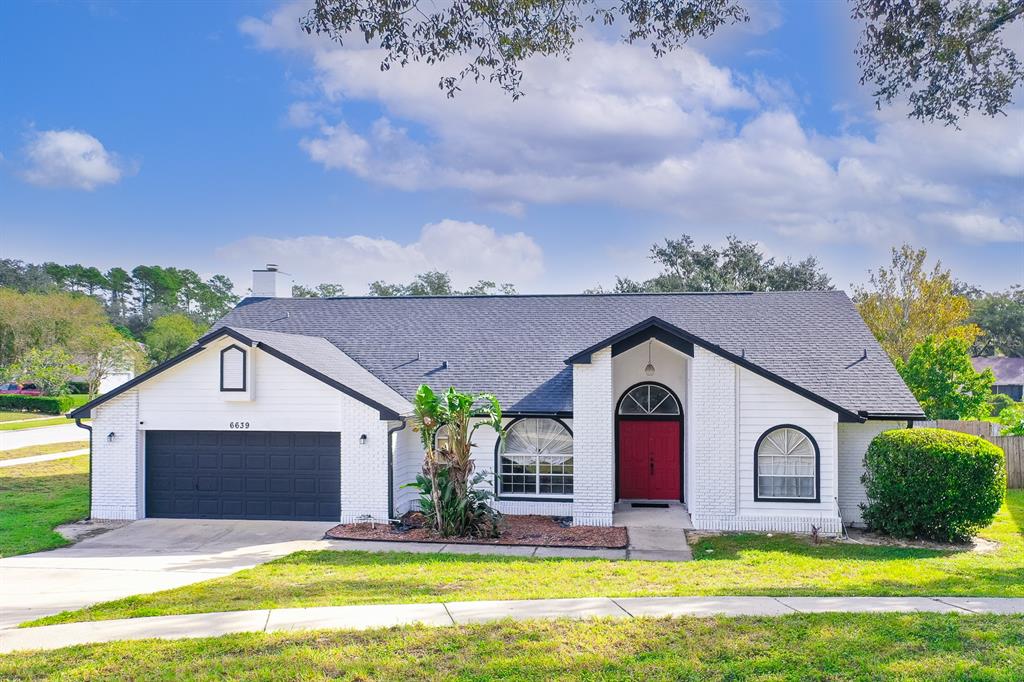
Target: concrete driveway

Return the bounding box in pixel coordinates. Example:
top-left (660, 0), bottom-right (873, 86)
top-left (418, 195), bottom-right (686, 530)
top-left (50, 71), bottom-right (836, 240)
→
top-left (0, 519), bottom-right (332, 628)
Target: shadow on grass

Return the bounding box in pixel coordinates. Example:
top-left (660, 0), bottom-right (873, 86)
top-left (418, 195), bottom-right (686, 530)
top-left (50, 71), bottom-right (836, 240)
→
top-left (689, 533), bottom-right (956, 562)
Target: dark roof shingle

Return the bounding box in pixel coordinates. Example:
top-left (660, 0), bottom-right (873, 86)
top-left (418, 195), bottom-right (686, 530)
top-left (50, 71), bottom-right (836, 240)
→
top-left (214, 291), bottom-right (923, 418)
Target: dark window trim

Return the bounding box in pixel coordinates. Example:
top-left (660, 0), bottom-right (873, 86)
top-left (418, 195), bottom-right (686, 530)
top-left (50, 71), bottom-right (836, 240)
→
top-left (614, 381), bottom-right (685, 503)
top-left (219, 344), bottom-right (247, 392)
top-left (494, 416), bottom-right (574, 501)
top-left (752, 423), bottom-right (821, 504)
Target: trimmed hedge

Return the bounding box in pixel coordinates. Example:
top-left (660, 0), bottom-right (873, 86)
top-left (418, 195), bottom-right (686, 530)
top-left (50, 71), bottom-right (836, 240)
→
top-left (0, 394), bottom-right (90, 415)
top-left (861, 428), bottom-right (1006, 543)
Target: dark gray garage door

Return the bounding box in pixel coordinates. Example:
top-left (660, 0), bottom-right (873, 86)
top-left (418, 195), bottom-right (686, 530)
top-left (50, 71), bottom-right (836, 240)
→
top-left (145, 431), bottom-right (340, 521)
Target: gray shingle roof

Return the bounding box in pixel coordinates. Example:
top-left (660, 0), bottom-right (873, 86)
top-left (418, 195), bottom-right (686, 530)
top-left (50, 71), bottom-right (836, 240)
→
top-left (213, 291), bottom-right (924, 419)
top-left (230, 327), bottom-right (412, 416)
top-left (972, 356), bottom-right (1024, 385)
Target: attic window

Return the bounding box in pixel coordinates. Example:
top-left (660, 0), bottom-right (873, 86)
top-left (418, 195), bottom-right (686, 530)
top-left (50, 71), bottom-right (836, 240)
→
top-left (220, 345), bottom-right (247, 392)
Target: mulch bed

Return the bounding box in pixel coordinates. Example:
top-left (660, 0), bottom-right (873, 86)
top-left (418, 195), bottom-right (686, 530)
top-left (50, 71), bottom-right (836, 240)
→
top-left (326, 513), bottom-right (628, 549)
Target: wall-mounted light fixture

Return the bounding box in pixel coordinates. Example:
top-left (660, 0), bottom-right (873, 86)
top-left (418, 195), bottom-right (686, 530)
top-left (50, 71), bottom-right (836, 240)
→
top-left (359, 434), bottom-right (367, 446)
top-left (107, 432), bottom-right (116, 442)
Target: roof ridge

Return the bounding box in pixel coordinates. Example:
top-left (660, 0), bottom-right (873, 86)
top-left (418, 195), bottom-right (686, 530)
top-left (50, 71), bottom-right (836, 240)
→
top-left (244, 290), bottom-right (847, 302)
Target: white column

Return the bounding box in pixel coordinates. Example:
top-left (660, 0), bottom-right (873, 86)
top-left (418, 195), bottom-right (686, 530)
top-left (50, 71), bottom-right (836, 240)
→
top-left (571, 347), bottom-right (615, 526)
top-left (339, 400), bottom-right (391, 523)
top-left (688, 347), bottom-right (738, 528)
top-left (90, 390), bottom-right (142, 520)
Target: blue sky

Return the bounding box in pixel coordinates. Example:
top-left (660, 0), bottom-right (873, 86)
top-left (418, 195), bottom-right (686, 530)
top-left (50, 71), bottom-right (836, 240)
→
top-left (1, 0), bottom-right (1021, 295)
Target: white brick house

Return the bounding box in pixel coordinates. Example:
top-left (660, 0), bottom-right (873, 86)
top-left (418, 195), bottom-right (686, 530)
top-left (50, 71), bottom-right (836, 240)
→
top-left (70, 266), bottom-right (924, 533)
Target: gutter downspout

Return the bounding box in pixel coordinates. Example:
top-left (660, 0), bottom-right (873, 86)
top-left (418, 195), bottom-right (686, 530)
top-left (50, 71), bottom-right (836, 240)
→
top-left (74, 417), bottom-right (93, 520)
top-left (387, 419), bottom-right (407, 523)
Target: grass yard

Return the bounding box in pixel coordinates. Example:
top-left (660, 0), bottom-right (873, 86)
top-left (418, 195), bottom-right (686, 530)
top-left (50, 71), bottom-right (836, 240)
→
top-left (29, 490), bottom-right (1024, 627)
top-left (0, 416), bottom-right (73, 431)
top-left (0, 410), bottom-right (55, 423)
top-left (0, 440), bottom-right (88, 462)
top-left (3, 613), bottom-right (1023, 680)
top-left (0, 455), bottom-right (89, 557)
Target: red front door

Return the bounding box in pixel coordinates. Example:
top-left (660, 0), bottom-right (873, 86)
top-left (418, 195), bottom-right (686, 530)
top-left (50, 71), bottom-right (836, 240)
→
top-left (618, 420), bottom-right (681, 500)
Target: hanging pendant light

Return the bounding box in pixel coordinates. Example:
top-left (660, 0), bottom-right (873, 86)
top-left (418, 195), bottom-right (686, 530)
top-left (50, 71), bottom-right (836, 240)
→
top-left (644, 339), bottom-right (656, 376)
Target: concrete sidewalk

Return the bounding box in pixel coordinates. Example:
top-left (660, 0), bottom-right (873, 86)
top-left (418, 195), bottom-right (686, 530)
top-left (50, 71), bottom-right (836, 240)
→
top-left (3, 596), bottom-right (1021, 653)
top-left (0, 448), bottom-right (88, 468)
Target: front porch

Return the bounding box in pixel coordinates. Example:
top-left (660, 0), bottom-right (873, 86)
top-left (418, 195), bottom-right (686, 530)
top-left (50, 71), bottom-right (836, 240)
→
top-left (614, 501), bottom-right (693, 561)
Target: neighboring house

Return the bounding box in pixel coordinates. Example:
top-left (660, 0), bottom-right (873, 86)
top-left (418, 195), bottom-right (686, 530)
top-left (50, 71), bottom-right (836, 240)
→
top-left (971, 357), bottom-right (1024, 402)
top-left (69, 266), bottom-right (924, 533)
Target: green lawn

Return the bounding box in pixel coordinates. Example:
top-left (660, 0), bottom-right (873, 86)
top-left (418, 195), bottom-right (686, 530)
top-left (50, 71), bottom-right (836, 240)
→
top-left (28, 490), bottom-right (1024, 627)
top-left (0, 455), bottom-right (89, 557)
top-left (0, 416), bottom-right (73, 431)
top-left (0, 440), bottom-right (88, 462)
top-left (2, 613), bottom-right (1022, 680)
top-left (0, 410), bottom-right (55, 423)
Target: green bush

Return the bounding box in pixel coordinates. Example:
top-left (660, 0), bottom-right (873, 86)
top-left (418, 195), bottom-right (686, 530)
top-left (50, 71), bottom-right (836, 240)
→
top-left (861, 428), bottom-right (1005, 542)
top-left (988, 392), bottom-right (1016, 417)
top-left (0, 394), bottom-right (90, 415)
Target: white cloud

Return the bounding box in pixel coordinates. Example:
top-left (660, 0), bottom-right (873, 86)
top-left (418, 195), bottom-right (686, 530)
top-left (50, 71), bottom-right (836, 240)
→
top-left (921, 212), bottom-right (1024, 242)
top-left (216, 219), bottom-right (544, 293)
top-left (242, 3), bottom-right (1024, 245)
top-left (21, 129), bottom-right (128, 190)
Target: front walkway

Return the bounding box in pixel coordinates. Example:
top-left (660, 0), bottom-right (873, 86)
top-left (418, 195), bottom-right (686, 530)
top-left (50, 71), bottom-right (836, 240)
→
top-left (3, 595), bottom-right (1021, 653)
top-left (614, 502), bottom-right (693, 561)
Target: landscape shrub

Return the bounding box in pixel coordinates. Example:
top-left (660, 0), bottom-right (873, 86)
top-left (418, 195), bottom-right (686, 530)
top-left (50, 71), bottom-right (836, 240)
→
top-left (0, 394), bottom-right (89, 415)
top-left (861, 428), bottom-right (1005, 542)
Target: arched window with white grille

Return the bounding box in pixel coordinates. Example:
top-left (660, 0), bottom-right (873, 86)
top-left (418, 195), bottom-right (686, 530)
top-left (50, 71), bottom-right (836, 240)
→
top-left (497, 418), bottom-right (573, 498)
top-left (618, 383), bottom-right (680, 416)
top-left (754, 425), bottom-right (819, 502)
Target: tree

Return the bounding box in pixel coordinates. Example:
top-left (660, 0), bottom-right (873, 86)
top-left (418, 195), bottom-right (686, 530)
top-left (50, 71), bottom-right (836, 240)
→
top-left (607, 234), bottom-right (833, 293)
top-left (196, 274), bottom-right (240, 324)
top-left (367, 280), bottom-right (405, 297)
top-left (853, 0), bottom-right (1024, 127)
top-left (144, 314), bottom-right (203, 364)
top-left (0, 259), bottom-right (56, 293)
top-left (0, 289), bottom-right (109, 368)
top-left (292, 283), bottom-right (346, 298)
top-left (998, 401), bottom-right (1024, 436)
top-left (854, 245), bottom-right (978, 363)
top-left (968, 286), bottom-right (1024, 356)
top-left (3, 347), bottom-right (83, 396)
top-left (302, 0), bottom-right (1023, 125)
top-left (104, 267), bottom-right (133, 323)
top-left (77, 325), bottom-right (143, 398)
top-left (302, 1), bottom-right (748, 100)
top-left (463, 280), bottom-right (518, 295)
top-left (406, 385), bottom-right (503, 537)
top-left (897, 336), bottom-right (995, 420)
top-left (368, 271), bottom-right (520, 296)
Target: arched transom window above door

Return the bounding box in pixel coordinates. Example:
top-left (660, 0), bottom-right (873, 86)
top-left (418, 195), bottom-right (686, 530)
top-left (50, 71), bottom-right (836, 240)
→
top-left (618, 383), bottom-right (680, 416)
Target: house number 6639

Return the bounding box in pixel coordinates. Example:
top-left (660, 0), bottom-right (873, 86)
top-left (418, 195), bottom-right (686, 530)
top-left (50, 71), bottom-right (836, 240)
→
top-left (229, 421), bottom-right (251, 429)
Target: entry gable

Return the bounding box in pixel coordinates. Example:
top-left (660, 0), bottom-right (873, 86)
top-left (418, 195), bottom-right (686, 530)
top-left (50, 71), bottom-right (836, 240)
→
top-left (566, 316), bottom-right (864, 423)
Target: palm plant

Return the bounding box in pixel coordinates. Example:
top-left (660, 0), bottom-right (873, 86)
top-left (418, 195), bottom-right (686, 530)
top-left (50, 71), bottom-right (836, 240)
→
top-left (406, 384), bottom-right (503, 537)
